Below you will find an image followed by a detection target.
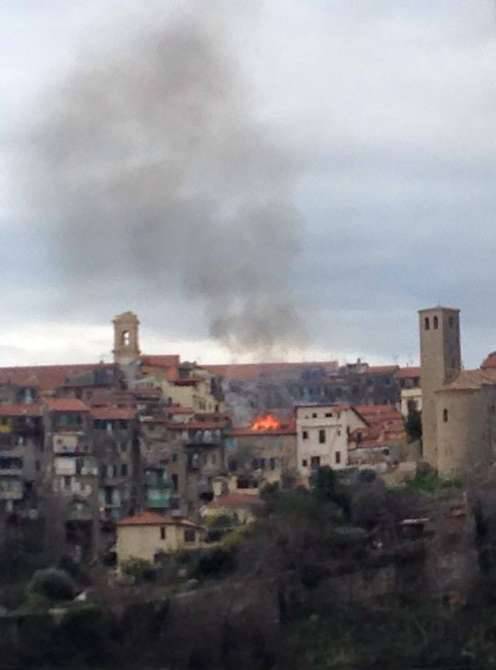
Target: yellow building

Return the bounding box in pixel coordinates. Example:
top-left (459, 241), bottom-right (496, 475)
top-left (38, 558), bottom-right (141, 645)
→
top-left (116, 511), bottom-right (204, 565)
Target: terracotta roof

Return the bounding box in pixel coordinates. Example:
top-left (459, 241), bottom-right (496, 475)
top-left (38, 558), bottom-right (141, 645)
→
top-left (0, 404), bottom-right (43, 417)
top-left (44, 398), bottom-right (90, 413)
top-left (173, 379), bottom-right (197, 387)
top-left (90, 406), bottom-right (137, 420)
top-left (208, 494), bottom-right (264, 509)
top-left (0, 364), bottom-right (113, 392)
top-left (438, 369), bottom-right (496, 392)
top-left (141, 355), bottom-right (181, 369)
top-left (481, 353), bottom-right (496, 370)
top-left (397, 367), bottom-right (421, 379)
top-left (348, 404), bottom-right (406, 449)
top-left (117, 511), bottom-right (201, 528)
top-left (229, 427), bottom-right (296, 437)
top-left (366, 366), bottom-right (399, 375)
top-left (205, 361), bottom-right (339, 381)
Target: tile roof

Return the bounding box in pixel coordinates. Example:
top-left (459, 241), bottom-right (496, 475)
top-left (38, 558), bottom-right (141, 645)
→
top-left (117, 511), bottom-right (201, 528)
top-left (438, 369), bottom-right (496, 392)
top-left (397, 367), bottom-right (421, 379)
top-left (229, 425), bottom-right (296, 437)
top-left (0, 364), bottom-right (113, 392)
top-left (44, 398), bottom-right (90, 413)
top-left (366, 366), bottom-right (400, 375)
top-left (173, 379), bottom-right (197, 387)
top-left (90, 406), bottom-right (137, 420)
top-left (0, 404), bottom-right (43, 417)
top-left (141, 355), bottom-right (181, 369)
top-left (481, 352), bottom-right (496, 370)
top-left (348, 404), bottom-right (406, 449)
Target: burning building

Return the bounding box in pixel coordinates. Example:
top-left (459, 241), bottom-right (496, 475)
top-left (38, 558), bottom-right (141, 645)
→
top-left (225, 413), bottom-right (297, 491)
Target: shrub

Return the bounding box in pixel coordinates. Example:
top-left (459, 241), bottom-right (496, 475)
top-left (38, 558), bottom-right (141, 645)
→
top-left (121, 558), bottom-right (157, 583)
top-left (207, 514), bottom-right (234, 529)
top-left (192, 547), bottom-right (236, 579)
top-left (27, 568), bottom-right (76, 602)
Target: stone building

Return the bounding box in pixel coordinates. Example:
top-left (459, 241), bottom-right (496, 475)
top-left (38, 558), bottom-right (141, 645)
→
top-left (295, 404), bottom-right (367, 480)
top-left (226, 416), bottom-right (297, 489)
top-left (420, 306), bottom-right (496, 476)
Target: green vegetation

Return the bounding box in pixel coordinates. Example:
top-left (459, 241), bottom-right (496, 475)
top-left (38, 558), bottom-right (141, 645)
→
top-left (406, 470), bottom-right (463, 494)
top-left (120, 557), bottom-right (157, 583)
top-left (27, 568), bottom-right (76, 603)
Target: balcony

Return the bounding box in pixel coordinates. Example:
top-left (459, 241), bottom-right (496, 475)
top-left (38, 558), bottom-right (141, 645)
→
top-left (53, 432), bottom-right (88, 455)
top-left (0, 457), bottom-right (23, 476)
top-left (0, 482), bottom-right (23, 500)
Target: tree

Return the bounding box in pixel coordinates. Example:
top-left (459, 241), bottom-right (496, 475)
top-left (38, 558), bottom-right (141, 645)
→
top-left (405, 408), bottom-right (422, 442)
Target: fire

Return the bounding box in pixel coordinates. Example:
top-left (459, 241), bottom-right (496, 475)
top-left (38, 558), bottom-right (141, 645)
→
top-left (250, 414), bottom-right (281, 432)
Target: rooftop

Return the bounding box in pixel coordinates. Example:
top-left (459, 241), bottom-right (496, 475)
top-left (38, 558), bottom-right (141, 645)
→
top-left (44, 398), bottom-right (90, 413)
top-left (117, 511), bottom-right (201, 528)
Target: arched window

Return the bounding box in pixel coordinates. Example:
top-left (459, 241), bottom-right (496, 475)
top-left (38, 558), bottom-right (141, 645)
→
top-left (424, 317), bottom-right (430, 330)
top-left (433, 316), bottom-right (439, 330)
top-left (121, 330), bottom-right (131, 346)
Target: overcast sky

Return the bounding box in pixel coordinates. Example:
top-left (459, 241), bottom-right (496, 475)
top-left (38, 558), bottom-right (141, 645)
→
top-left (2, 0), bottom-right (496, 368)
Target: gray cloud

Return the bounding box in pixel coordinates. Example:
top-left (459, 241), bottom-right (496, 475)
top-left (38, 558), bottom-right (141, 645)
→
top-left (21, 4), bottom-right (305, 357)
top-left (3, 0), bottom-right (496, 367)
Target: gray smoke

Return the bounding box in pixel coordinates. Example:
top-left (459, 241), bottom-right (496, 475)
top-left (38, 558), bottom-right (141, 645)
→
top-left (25, 8), bottom-right (305, 356)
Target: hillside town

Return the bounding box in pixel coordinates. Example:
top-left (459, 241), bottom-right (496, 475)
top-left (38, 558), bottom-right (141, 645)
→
top-left (0, 309), bottom-right (423, 564)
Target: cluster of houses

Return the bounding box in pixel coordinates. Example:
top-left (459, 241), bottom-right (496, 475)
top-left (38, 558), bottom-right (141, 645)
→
top-left (0, 311), bottom-right (417, 567)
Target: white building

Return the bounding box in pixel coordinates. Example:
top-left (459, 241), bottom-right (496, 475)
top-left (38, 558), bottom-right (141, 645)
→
top-left (295, 404), bottom-right (367, 480)
top-left (397, 367), bottom-right (422, 417)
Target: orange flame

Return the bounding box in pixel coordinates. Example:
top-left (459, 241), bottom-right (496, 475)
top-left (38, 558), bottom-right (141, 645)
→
top-left (250, 414), bottom-right (281, 432)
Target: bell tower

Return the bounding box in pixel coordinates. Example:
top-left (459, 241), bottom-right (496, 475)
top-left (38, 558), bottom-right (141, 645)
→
top-left (419, 306), bottom-right (461, 469)
top-left (113, 311), bottom-right (141, 366)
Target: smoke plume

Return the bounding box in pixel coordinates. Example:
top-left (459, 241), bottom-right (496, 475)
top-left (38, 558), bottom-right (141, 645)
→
top-left (26, 8), bottom-right (305, 356)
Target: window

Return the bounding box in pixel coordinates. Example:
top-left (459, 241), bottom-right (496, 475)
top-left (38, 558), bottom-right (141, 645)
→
top-left (270, 457), bottom-right (276, 470)
top-left (312, 413), bottom-right (318, 418)
top-left (325, 412), bottom-right (332, 418)
top-left (172, 474), bottom-right (178, 491)
top-left (310, 456), bottom-right (321, 468)
top-left (184, 529), bottom-right (196, 543)
top-left (172, 453), bottom-right (178, 463)
top-left (122, 330), bottom-right (131, 346)
top-left (302, 431), bottom-right (308, 440)
top-left (449, 316), bottom-right (455, 328)
top-left (433, 316), bottom-right (439, 330)
top-left (337, 430), bottom-right (342, 436)
top-left (121, 463), bottom-right (128, 477)
top-left (120, 442), bottom-right (128, 453)
top-left (443, 408), bottom-right (449, 423)
top-left (160, 527), bottom-right (166, 541)
top-left (425, 317), bottom-right (430, 330)
top-left (302, 459), bottom-right (308, 467)
top-left (63, 476), bottom-right (71, 489)
top-left (319, 429), bottom-right (326, 444)
top-left (335, 452), bottom-right (341, 465)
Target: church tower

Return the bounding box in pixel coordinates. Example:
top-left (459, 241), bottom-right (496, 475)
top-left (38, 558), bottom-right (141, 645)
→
top-left (419, 306), bottom-right (461, 469)
top-left (113, 311), bottom-right (141, 366)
